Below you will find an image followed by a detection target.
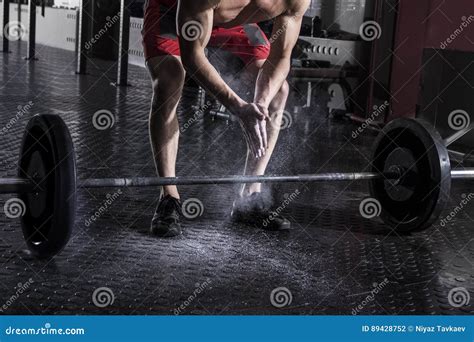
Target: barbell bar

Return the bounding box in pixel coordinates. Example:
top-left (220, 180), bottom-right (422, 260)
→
top-left (2, 114), bottom-right (472, 259)
top-left (0, 171), bottom-right (399, 193)
top-left (451, 170), bottom-right (474, 179)
top-left (0, 178), bottom-right (37, 194)
top-left (80, 172), bottom-right (393, 187)
top-left (1, 169), bottom-right (473, 192)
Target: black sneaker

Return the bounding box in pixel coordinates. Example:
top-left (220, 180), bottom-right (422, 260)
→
top-left (231, 192), bottom-right (291, 231)
top-left (151, 195), bottom-right (182, 237)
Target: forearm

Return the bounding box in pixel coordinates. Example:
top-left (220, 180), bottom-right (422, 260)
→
top-left (254, 58), bottom-right (291, 109)
top-left (255, 3), bottom-right (309, 108)
top-left (183, 54), bottom-right (245, 113)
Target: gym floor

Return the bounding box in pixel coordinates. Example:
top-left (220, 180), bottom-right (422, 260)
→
top-left (0, 42), bottom-right (473, 315)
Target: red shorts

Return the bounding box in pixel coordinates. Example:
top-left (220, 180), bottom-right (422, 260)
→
top-left (142, 0), bottom-right (270, 65)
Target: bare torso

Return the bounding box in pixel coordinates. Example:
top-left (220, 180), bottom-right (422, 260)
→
top-left (205, 0), bottom-right (291, 28)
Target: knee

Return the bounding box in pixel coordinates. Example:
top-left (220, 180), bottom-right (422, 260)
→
top-left (277, 80), bottom-right (290, 100)
top-left (269, 81), bottom-right (290, 119)
top-left (150, 60), bottom-right (185, 112)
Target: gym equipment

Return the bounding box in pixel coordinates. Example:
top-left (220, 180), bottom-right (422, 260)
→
top-left (14, 115), bottom-right (76, 259)
top-left (1, 114), bottom-right (472, 258)
top-left (370, 119), bottom-right (451, 232)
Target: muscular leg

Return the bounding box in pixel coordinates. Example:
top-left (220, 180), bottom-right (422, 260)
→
top-left (240, 60), bottom-right (290, 196)
top-left (146, 55), bottom-right (185, 200)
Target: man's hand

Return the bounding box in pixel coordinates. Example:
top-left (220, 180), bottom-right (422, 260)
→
top-left (234, 103), bottom-right (270, 159)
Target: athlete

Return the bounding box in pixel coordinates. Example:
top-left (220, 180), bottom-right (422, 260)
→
top-left (142, 0), bottom-right (310, 237)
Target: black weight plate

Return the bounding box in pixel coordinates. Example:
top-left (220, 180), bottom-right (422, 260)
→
top-left (370, 119), bottom-right (451, 233)
top-left (18, 115), bottom-right (76, 258)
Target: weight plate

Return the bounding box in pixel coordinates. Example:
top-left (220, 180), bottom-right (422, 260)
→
top-left (370, 118), bottom-right (451, 232)
top-left (18, 115), bottom-right (76, 258)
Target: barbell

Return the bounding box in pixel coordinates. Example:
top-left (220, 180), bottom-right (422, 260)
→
top-left (1, 114), bottom-right (472, 259)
